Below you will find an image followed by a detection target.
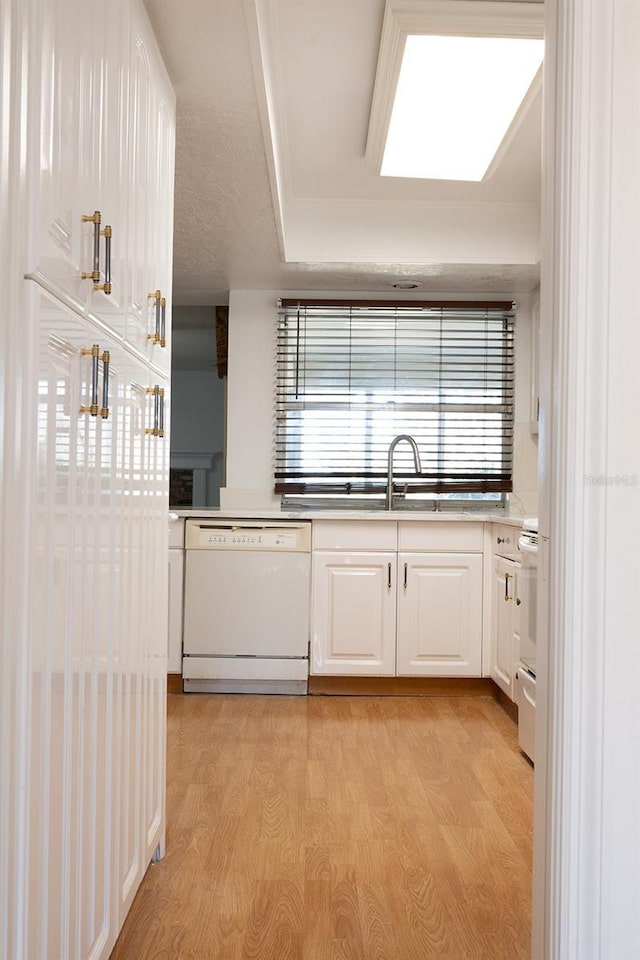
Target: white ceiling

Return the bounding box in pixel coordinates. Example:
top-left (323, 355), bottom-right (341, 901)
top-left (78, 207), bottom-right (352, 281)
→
top-left (144, 0), bottom-right (542, 305)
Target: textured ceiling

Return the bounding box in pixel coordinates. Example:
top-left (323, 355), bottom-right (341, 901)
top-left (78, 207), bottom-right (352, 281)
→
top-left (144, 0), bottom-right (542, 305)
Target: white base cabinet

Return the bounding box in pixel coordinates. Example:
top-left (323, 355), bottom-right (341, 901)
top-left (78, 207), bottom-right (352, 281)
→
top-left (397, 553), bottom-right (483, 676)
top-left (311, 552), bottom-right (396, 675)
top-left (491, 555), bottom-right (522, 699)
top-left (311, 522), bottom-right (484, 678)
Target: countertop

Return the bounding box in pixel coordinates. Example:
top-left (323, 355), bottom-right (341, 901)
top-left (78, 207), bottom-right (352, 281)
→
top-left (170, 509), bottom-right (525, 528)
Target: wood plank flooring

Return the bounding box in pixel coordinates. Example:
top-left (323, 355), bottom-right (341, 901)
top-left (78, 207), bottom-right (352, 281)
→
top-left (111, 695), bottom-right (533, 960)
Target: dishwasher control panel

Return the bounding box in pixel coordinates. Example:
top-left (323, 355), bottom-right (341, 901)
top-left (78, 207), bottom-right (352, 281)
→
top-left (185, 520), bottom-right (311, 552)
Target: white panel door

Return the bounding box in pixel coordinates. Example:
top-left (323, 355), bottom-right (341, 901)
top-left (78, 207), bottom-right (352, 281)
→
top-left (0, 5), bottom-right (39, 953)
top-left (125, 2), bottom-right (175, 369)
top-left (140, 376), bottom-right (168, 866)
top-left (83, 0), bottom-right (131, 331)
top-left (31, 0), bottom-right (129, 327)
top-left (24, 287), bottom-right (121, 960)
top-left (125, 1), bottom-right (154, 357)
top-left (29, 0), bottom-right (89, 304)
top-left (74, 321), bottom-right (124, 960)
top-left (311, 552), bottom-right (396, 675)
top-left (396, 553), bottom-right (483, 676)
top-left (491, 555), bottom-right (518, 699)
top-left (114, 362), bottom-right (148, 925)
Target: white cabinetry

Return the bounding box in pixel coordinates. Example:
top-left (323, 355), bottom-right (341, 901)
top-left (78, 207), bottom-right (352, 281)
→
top-left (396, 553), bottom-right (483, 676)
top-left (29, 0), bottom-right (173, 367)
top-left (0, 2), bottom-right (174, 958)
top-left (312, 552), bottom-right (397, 675)
top-left (311, 521), bottom-right (484, 677)
top-left (489, 524), bottom-right (522, 700)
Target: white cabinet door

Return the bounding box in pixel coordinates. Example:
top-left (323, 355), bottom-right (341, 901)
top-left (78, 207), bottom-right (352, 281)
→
top-left (145, 57), bottom-right (175, 375)
top-left (491, 555), bottom-right (520, 698)
top-left (140, 376), bottom-right (168, 867)
top-left (25, 286), bottom-right (123, 960)
top-left (396, 553), bottom-right (483, 676)
top-left (113, 356), bottom-right (149, 925)
top-left (125, 2), bottom-right (175, 369)
top-left (113, 359), bottom-right (168, 923)
top-left (31, 0), bottom-right (129, 328)
top-left (311, 552), bottom-right (396, 675)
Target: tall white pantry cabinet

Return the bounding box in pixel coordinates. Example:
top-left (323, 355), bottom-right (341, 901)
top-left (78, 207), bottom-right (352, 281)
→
top-left (0, 1), bottom-right (175, 957)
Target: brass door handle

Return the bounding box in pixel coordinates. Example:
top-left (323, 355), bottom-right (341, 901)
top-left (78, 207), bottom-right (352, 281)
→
top-left (80, 344), bottom-right (100, 416)
top-left (505, 572), bottom-right (513, 601)
top-left (100, 351), bottom-right (110, 419)
top-left (147, 292), bottom-right (167, 346)
top-left (81, 211), bottom-right (112, 293)
top-left (145, 385), bottom-right (165, 437)
top-left (158, 388), bottom-right (165, 437)
top-left (160, 297), bottom-right (167, 347)
top-left (148, 290), bottom-right (161, 342)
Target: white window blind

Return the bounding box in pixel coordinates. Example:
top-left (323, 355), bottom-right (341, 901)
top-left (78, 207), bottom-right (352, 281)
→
top-left (275, 300), bottom-right (515, 501)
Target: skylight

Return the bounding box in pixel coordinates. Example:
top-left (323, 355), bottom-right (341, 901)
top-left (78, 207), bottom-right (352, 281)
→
top-left (381, 34), bottom-right (544, 182)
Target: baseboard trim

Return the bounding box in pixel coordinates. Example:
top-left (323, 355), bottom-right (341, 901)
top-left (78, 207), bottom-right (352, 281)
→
top-left (308, 676), bottom-right (496, 697)
top-left (168, 671), bottom-right (519, 717)
top-left (492, 683), bottom-right (519, 722)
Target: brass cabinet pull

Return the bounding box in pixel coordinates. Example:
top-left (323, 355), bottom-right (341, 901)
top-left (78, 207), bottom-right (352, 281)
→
top-left (504, 572), bottom-right (513, 601)
top-left (158, 388), bottom-right (165, 437)
top-left (148, 290), bottom-right (161, 341)
top-left (160, 298), bottom-right (167, 347)
top-left (80, 344), bottom-right (100, 416)
top-left (147, 291), bottom-right (167, 346)
top-left (145, 385), bottom-right (165, 437)
top-left (387, 562), bottom-right (392, 589)
top-left (101, 225), bottom-right (112, 294)
top-left (100, 351), bottom-right (110, 419)
top-left (80, 345), bottom-right (111, 417)
top-left (403, 562), bottom-right (408, 589)
top-left (146, 386), bottom-right (159, 435)
top-left (81, 212), bottom-right (112, 293)
top-left (145, 386), bottom-right (156, 435)
top-left (81, 212), bottom-right (101, 282)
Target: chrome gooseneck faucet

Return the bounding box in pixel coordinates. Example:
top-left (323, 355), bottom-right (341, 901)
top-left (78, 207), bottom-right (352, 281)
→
top-left (386, 434), bottom-right (422, 510)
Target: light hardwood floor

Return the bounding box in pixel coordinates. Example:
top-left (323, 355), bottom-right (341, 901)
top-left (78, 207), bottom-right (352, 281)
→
top-left (111, 694), bottom-right (533, 960)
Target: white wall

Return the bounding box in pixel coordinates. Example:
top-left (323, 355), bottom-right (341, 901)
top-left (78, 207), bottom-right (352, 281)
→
top-left (221, 288), bottom-right (538, 514)
top-left (170, 306), bottom-right (225, 508)
top-left (512, 289), bottom-right (539, 517)
top-left (286, 199), bottom-right (540, 266)
top-left (170, 371), bottom-right (225, 506)
top-left (221, 289), bottom-right (280, 509)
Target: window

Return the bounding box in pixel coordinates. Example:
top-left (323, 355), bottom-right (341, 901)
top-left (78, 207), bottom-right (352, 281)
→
top-left (275, 300), bottom-right (515, 508)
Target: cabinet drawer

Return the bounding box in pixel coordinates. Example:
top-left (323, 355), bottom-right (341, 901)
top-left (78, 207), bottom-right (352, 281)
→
top-left (312, 520), bottom-right (397, 551)
top-left (492, 522), bottom-right (521, 561)
top-left (398, 521), bottom-right (483, 553)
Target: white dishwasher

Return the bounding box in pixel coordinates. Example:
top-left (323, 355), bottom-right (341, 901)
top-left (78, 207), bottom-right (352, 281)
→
top-left (182, 519), bottom-right (311, 694)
